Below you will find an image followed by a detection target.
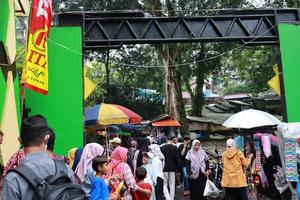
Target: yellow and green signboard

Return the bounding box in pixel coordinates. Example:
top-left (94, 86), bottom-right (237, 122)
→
top-left (25, 27), bottom-right (84, 155)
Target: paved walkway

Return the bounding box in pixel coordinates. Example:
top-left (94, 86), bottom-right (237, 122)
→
top-left (175, 187), bottom-right (271, 200)
top-left (175, 187), bottom-right (190, 200)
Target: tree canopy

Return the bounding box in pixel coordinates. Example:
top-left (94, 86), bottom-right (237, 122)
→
top-left (16, 0), bottom-right (300, 122)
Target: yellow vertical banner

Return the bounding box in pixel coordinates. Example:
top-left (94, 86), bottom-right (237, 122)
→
top-left (0, 71), bottom-right (20, 165)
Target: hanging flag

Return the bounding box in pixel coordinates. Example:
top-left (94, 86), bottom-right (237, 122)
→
top-left (0, 0), bottom-right (16, 65)
top-left (0, 71), bottom-right (20, 165)
top-left (267, 64), bottom-right (281, 96)
top-left (22, 0), bottom-right (52, 95)
top-left (84, 67), bottom-right (96, 99)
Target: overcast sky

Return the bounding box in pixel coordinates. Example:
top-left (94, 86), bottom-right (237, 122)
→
top-left (249, 0), bottom-right (265, 7)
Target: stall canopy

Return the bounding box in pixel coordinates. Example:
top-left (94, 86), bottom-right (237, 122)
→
top-left (152, 119), bottom-right (180, 127)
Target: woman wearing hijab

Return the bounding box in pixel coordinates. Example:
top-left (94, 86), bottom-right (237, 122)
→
top-left (186, 140), bottom-right (210, 200)
top-left (148, 144), bottom-right (164, 200)
top-left (75, 143), bottom-right (104, 196)
top-left (142, 152), bottom-right (156, 200)
top-left (221, 139), bottom-right (253, 200)
top-left (109, 147), bottom-right (151, 200)
top-left (72, 147), bottom-right (84, 171)
top-left (67, 148), bottom-right (77, 168)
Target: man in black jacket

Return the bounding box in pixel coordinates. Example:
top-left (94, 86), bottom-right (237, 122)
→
top-left (160, 135), bottom-right (180, 200)
top-left (178, 136), bottom-right (191, 196)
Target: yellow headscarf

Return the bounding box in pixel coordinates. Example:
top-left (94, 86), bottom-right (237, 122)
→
top-left (67, 148), bottom-right (77, 168)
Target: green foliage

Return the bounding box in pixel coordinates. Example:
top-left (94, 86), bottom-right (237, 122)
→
top-left (50, 0), bottom-right (289, 121)
top-left (221, 46), bottom-right (276, 96)
top-left (15, 44), bottom-right (26, 78)
top-left (223, 82), bottom-right (251, 95)
top-left (263, 0), bottom-right (300, 7)
top-left (52, 0), bottom-right (141, 12)
top-left (84, 45), bottom-right (165, 119)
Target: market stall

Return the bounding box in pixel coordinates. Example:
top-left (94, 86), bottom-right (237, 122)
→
top-left (223, 109), bottom-right (283, 200)
top-left (276, 122), bottom-right (300, 200)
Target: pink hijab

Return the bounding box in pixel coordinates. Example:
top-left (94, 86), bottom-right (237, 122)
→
top-left (75, 143), bottom-right (104, 181)
top-left (109, 147), bottom-right (128, 176)
top-left (186, 139), bottom-right (208, 179)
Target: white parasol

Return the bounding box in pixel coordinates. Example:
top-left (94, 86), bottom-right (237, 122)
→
top-left (223, 109), bottom-right (281, 129)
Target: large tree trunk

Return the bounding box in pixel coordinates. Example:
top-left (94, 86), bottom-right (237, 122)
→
top-left (191, 44), bottom-right (206, 117)
top-left (161, 44), bottom-right (188, 133)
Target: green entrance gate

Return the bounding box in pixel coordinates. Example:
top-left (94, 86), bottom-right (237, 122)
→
top-left (278, 23), bottom-right (300, 123)
top-left (25, 27), bottom-right (83, 155)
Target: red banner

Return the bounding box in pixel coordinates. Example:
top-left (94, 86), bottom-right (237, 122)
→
top-left (22, 0), bottom-right (52, 94)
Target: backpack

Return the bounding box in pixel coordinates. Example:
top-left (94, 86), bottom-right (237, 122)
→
top-left (9, 159), bottom-right (86, 200)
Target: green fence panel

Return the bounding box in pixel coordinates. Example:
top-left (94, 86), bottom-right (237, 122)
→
top-left (278, 23), bottom-right (300, 122)
top-left (26, 27), bottom-right (83, 155)
top-left (0, 0), bottom-right (9, 44)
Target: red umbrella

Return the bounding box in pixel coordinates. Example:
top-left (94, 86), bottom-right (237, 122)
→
top-left (85, 103), bottom-right (142, 126)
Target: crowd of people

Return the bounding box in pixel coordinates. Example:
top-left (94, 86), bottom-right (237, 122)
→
top-left (0, 115), bottom-right (254, 200)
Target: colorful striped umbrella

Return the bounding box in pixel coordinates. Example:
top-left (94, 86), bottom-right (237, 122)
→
top-left (85, 103), bottom-right (142, 126)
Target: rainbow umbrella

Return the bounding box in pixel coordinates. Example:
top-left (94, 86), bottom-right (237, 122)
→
top-left (85, 103), bottom-right (142, 126)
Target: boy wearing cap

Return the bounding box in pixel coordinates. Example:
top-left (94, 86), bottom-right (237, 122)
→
top-left (111, 137), bottom-right (122, 149)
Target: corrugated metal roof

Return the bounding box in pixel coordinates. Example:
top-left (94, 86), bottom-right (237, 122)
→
top-left (149, 114), bottom-right (169, 123)
top-left (229, 100), bottom-right (251, 106)
top-left (215, 104), bottom-right (228, 111)
top-left (224, 93), bottom-right (251, 99)
top-left (220, 102), bottom-right (237, 108)
top-left (187, 109), bottom-right (232, 125)
top-left (205, 106), bottom-right (225, 113)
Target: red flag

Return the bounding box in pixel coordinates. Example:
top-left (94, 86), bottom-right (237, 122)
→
top-left (22, 0), bottom-right (52, 94)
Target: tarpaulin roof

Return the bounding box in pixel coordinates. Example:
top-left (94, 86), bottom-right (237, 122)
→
top-left (152, 119), bottom-right (180, 127)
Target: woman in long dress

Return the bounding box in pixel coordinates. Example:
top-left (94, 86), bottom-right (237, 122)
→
top-left (186, 140), bottom-right (210, 200)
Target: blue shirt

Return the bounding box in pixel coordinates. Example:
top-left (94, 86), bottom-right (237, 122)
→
top-left (82, 165), bottom-right (96, 196)
top-left (90, 177), bottom-right (110, 200)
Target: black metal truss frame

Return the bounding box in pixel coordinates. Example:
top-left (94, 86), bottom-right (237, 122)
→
top-left (57, 9), bottom-right (300, 49)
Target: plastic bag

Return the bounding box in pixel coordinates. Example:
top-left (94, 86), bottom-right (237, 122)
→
top-left (203, 179), bottom-right (221, 198)
top-left (273, 166), bottom-right (289, 194)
